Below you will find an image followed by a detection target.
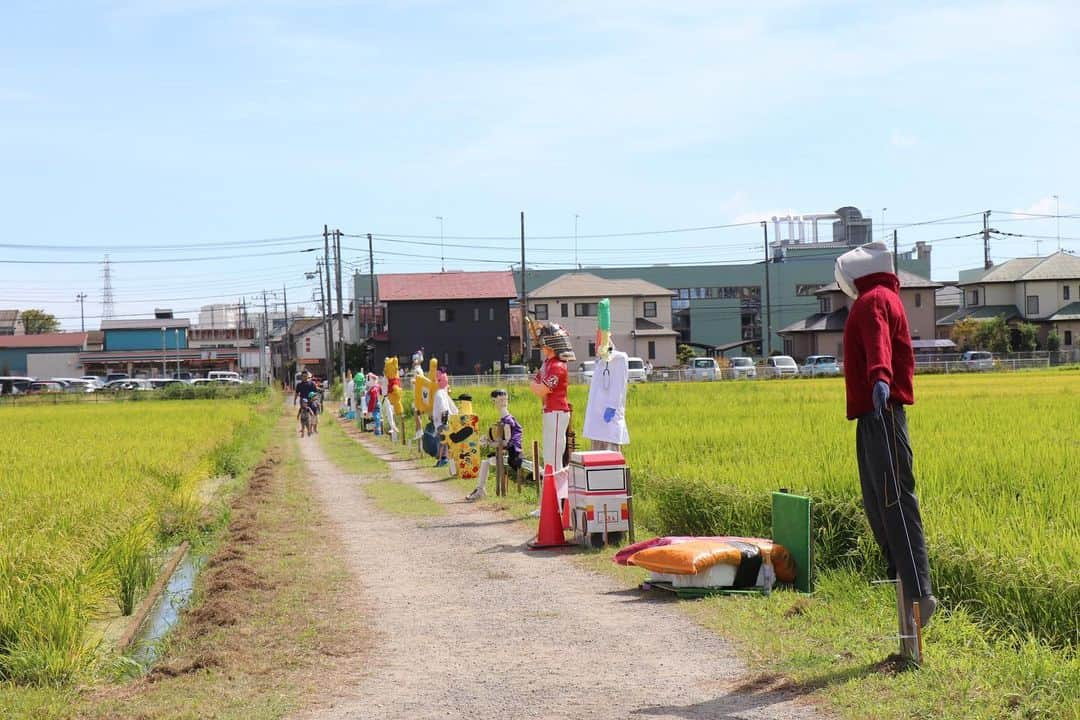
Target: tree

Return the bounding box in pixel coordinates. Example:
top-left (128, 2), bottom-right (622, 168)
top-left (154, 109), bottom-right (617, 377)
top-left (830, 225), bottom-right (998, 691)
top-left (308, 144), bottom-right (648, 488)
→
top-left (19, 309), bottom-right (60, 335)
top-left (950, 318), bottom-right (981, 352)
top-left (975, 315), bottom-right (1011, 355)
top-left (676, 344), bottom-right (695, 366)
top-left (1016, 322), bottom-right (1038, 352)
top-left (1046, 330), bottom-right (1062, 352)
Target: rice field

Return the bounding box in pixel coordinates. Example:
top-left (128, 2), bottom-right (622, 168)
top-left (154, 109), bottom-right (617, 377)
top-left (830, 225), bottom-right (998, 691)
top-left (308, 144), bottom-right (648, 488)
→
top-left (0, 398), bottom-right (269, 685)
top-left (466, 369), bottom-right (1080, 648)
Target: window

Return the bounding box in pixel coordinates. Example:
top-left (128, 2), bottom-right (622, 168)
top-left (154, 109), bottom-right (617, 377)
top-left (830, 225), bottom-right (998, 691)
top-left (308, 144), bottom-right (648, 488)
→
top-left (915, 293), bottom-right (922, 308)
top-left (1065, 286), bottom-right (1071, 301)
top-left (488, 307), bottom-right (495, 321)
top-left (574, 302), bottom-right (598, 317)
top-left (473, 307), bottom-right (480, 322)
top-left (1026, 295), bottom-right (1039, 315)
top-left (304, 337), bottom-right (311, 352)
top-left (678, 288), bottom-right (690, 300)
top-left (969, 289), bottom-right (980, 306)
top-left (561, 303), bottom-right (569, 318)
top-left (647, 341), bottom-right (656, 360)
top-left (819, 297), bottom-right (832, 314)
top-left (438, 308), bottom-right (455, 322)
top-left (1065, 330), bottom-right (1073, 346)
top-left (643, 301), bottom-right (657, 318)
top-left (783, 337), bottom-right (794, 355)
top-left (795, 283), bottom-right (826, 296)
top-left (534, 304), bottom-right (548, 320)
top-left (587, 341), bottom-right (596, 357)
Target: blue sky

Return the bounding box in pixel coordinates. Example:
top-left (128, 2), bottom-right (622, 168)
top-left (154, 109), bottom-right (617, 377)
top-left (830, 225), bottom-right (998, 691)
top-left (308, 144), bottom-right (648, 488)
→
top-left (2, 0), bottom-right (1078, 329)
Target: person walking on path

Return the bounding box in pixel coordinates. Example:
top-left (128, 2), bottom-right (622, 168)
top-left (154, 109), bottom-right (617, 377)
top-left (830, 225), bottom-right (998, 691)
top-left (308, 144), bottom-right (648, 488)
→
top-left (835, 241), bottom-right (937, 627)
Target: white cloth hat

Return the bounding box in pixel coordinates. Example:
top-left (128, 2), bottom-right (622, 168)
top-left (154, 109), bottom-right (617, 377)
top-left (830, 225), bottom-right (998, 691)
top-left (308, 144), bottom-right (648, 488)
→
top-left (834, 242), bottom-right (894, 299)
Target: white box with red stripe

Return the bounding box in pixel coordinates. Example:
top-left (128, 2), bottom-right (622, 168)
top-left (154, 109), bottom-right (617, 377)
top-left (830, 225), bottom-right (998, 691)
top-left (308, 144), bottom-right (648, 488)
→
top-left (569, 450), bottom-right (630, 547)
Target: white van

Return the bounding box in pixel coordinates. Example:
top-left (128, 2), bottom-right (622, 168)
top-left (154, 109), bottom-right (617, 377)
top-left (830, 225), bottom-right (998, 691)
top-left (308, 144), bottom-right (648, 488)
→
top-left (627, 357), bottom-right (648, 383)
top-left (207, 371), bottom-right (243, 383)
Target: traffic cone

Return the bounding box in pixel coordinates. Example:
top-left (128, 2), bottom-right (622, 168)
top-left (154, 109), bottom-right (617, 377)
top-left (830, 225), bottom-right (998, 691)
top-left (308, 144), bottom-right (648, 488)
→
top-left (528, 464), bottom-right (568, 549)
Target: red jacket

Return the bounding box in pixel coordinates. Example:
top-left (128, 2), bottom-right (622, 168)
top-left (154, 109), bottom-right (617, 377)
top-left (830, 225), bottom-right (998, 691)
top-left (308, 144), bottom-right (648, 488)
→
top-left (842, 272), bottom-right (915, 419)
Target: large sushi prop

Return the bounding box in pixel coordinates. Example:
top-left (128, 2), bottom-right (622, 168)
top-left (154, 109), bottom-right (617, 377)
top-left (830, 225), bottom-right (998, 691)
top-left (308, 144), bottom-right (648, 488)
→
top-left (616, 491), bottom-right (813, 597)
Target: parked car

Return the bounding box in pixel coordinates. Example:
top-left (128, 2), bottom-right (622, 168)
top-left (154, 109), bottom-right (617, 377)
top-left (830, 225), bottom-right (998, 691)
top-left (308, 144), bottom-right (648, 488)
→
top-left (729, 357), bottom-right (757, 379)
top-left (52, 378), bottom-right (97, 393)
top-left (688, 357), bottom-right (719, 381)
top-left (962, 351), bottom-right (994, 370)
top-left (0, 376), bottom-right (34, 395)
top-left (149, 378), bottom-right (187, 389)
top-left (764, 355), bottom-right (799, 378)
top-left (81, 375), bottom-right (105, 387)
top-left (578, 360), bottom-right (596, 382)
top-left (800, 355), bottom-right (842, 377)
top-left (102, 378), bottom-right (153, 391)
top-left (627, 357), bottom-right (647, 383)
top-left (27, 381), bottom-right (67, 394)
top-left (105, 372), bottom-right (130, 383)
top-left (207, 371), bottom-right (243, 382)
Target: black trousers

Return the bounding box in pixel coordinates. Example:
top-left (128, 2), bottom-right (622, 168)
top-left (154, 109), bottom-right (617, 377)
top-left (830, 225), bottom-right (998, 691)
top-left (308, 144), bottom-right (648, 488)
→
top-left (856, 405), bottom-right (932, 599)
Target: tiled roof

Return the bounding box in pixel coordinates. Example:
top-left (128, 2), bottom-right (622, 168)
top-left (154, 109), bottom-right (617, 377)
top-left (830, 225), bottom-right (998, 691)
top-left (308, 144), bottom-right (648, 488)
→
top-left (530, 273), bottom-right (674, 299)
top-left (779, 307), bottom-right (849, 334)
top-left (1048, 301), bottom-right (1080, 321)
top-left (378, 271), bottom-right (517, 301)
top-left (936, 305), bottom-right (1021, 326)
top-left (961, 251), bottom-right (1080, 284)
top-left (815, 270), bottom-right (942, 295)
top-left (289, 318), bottom-right (323, 336)
top-left (0, 332), bottom-right (87, 349)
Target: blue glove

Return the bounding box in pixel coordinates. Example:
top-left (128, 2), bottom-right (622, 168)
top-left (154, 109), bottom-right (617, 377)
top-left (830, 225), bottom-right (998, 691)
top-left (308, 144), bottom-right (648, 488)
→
top-left (872, 381), bottom-right (890, 416)
top-left (603, 407), bottom-right (617, 423)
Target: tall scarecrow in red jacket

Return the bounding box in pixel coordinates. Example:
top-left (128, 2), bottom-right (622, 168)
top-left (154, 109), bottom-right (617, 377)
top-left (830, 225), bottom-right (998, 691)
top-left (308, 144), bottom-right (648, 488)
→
top-left (836, 241), bottom-right (937, 627)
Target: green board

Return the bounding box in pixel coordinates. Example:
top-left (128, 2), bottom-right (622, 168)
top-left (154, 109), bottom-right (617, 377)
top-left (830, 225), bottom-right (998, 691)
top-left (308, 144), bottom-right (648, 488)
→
top-left (772, 491), bottom-right (813, 593)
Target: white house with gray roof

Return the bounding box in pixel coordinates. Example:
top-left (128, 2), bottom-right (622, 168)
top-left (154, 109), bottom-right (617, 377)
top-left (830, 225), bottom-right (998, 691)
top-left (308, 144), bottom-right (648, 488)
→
top-left (938, 251), bottom-right (1080, 350)
top-left (528, 273), bottom-right (679, 367)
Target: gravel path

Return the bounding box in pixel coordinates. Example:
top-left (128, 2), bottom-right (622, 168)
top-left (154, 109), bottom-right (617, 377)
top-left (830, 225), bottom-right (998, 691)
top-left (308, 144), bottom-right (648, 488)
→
top-left (293, 426), bottom-right (824, 720)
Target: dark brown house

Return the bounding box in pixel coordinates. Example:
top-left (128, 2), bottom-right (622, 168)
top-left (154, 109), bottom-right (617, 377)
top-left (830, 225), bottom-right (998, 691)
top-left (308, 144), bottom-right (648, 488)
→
top-left (377, 271), bottom-right (517, 374)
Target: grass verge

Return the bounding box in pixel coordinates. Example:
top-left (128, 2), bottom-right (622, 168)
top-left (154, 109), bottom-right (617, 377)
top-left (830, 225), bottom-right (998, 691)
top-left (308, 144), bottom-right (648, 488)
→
top-left (355, 418), bottom-right (1080, 720)
top-left (0, 411), bottom-right (367, 720)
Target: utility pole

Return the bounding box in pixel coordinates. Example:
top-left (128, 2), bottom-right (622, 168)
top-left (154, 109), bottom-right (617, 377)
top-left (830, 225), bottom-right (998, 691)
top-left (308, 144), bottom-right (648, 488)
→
top-left (314, 263), bottom-right (331, 382)
top-left (367, 233), bottom-right (375, 339)
top-left (235, 299), bottom-right (241, 374)
top-left (282, 283), bottom-right (290, 383)
top-left (762, 222), bottom-right (772, 356)
top-left (1054, 194), bottom-right (1061, 251)
top-left (261, 290), bottom-right (270, 385)
top-left (983, 210), bottom-right (992, 270)
top-left (241, 299), bottom-right (248, 378)
top-left (322, 225), bottom-right (335, 382)
top-left (334, 228), bottom-right (346, 380)
top-left (76, 293), bottom-right (87, 332)
top-left (520, 211), bottom-right (527, 364)
top-left (893, 229), bottom-right (899, 273)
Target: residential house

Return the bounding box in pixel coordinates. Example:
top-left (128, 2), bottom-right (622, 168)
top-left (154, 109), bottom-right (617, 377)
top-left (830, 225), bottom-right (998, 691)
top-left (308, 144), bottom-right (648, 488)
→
top-left (377, 271), bottom-right (517, 374)
top-left (527, 273), bottom-right (679, 367)
top-left (778, 270), bottom-right (942, 361)
top-left (938, 251), bottom-right (1080, 350)
top-left (0, 310), bottom-right (23, 336)
top-left (0, 332), bottom-right (87, 377)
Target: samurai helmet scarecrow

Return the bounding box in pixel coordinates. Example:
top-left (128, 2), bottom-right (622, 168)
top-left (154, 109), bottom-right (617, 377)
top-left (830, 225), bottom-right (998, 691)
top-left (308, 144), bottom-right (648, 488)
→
top-left (537, 321), bottom-right (576, 362)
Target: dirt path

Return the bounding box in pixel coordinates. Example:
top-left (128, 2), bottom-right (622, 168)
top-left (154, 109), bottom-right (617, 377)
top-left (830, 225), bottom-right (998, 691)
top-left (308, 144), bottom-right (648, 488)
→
top-left (293, 427), bottom-right (824, 720)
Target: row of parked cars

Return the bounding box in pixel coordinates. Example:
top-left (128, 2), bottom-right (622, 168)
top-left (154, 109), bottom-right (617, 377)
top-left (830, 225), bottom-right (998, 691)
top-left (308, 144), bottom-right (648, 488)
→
top-left (682, 355), bottom-right (842, 381)
top-left (0, 371), bottom-right (246, 396)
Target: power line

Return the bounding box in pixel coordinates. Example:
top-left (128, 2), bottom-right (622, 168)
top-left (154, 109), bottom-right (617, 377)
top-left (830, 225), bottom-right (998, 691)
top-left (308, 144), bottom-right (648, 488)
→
top-left (0, 247), bottom-right (320, 265)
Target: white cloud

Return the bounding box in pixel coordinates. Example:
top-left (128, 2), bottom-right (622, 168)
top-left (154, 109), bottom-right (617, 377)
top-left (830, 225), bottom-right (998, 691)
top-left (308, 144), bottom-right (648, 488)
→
top-left (890, 132), bottom-right (919, 147)
top-left (1018, 195), bottom-right (1068, 216)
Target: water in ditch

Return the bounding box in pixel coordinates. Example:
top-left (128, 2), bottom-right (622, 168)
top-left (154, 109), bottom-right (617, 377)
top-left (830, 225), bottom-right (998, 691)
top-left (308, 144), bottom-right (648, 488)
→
top-left (127, 551), bottom-right (204, 668)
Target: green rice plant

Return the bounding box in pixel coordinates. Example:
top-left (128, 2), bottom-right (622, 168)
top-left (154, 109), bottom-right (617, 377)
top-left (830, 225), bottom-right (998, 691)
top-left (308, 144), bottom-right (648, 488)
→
top-left (106, 519), bottom-right (156, 616)
top-left (0, 398), bottom-right (271, 685)
top-left (462, 370), bottom-right (1079, 648)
